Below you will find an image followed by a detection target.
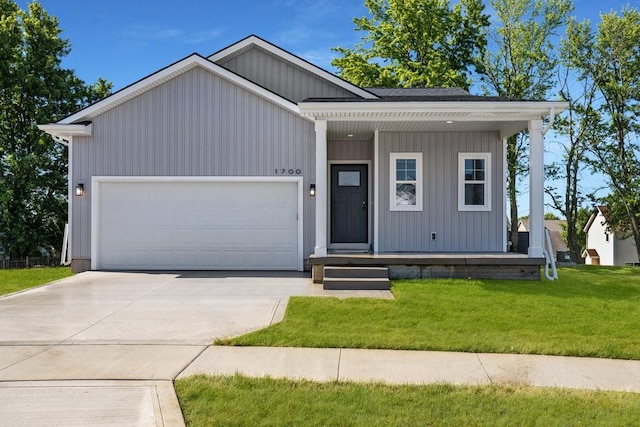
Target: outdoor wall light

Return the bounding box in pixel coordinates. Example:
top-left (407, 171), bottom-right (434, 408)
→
top-left (309, 183), bottom-right (316, 197)
top-left (75, 183), bottom-right (85, 197)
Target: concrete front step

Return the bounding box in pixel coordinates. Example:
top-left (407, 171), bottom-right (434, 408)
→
top-left (323, 277), bottom-right (390, 291)
top-left (323, 266), bottom-right (389, 279)
top-left (322, 267), bottom-right (390, 290)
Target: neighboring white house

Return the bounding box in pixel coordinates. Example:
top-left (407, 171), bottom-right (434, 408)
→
top-left (582, 206), bottom-right (639, 266)
top-left (38, 35), bottom-right (567, 279)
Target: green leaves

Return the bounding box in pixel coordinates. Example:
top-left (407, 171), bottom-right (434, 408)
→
top-left (0, 1), bottom-right (111, 258)
top-left (331, 0), bottom-right (489, 89)
top-left (561, 7), bottom-right (640, 260)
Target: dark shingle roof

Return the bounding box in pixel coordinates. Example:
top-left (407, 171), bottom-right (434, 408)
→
top-left (301, 86), bottom-right (541, 102)
top-left (365, 87), bottom-right (471, 97)
top-left (584, 248), bottom-right (600, 258)
top-left (302, 94), bottom-right (533, 103)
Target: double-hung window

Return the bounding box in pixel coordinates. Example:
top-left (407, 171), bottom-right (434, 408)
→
top-left (390, 153), bottom-right (422, 211)
top-left (458, 153), bottom-right (491, 211)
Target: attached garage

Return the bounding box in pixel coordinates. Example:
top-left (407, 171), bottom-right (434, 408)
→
top-left (91, 177), bottom-right (303, 271)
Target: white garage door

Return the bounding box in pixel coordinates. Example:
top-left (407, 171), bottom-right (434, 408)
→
top-left (93, 179), bottom-right (300, 270)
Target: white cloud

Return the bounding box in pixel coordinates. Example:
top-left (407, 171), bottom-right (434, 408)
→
top-left (183, 29), bottom-right (223, 44)
top-left (120, 24), bottom-right (221, 45)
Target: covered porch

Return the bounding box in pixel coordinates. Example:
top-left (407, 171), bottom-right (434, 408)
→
top-left (300, 94), bottom-right (567, 282)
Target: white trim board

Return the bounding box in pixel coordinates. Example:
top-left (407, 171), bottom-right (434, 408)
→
top-left (91, 176), bottom-right (304, 271)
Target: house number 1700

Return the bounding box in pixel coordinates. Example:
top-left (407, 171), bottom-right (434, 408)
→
top-left (275, 168), bottom-right (301, 175)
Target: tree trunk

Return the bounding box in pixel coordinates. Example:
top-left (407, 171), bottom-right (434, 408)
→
top-left (564, 147), bottom-right (584, 263)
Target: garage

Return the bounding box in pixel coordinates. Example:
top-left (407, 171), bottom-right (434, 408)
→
top-left (91, 178), bottom-right (302, 271)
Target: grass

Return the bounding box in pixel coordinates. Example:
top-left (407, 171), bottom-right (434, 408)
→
top-left (175, 375), bottom-right (640, 426)
top-left (220, 266), bottom-right (640, 359)
top-left (0, 267), bottom-right (73, 296)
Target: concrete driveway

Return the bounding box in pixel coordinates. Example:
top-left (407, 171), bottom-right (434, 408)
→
top-left (0, 271), bottom-right (340, 426)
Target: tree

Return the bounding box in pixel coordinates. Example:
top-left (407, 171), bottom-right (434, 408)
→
top-left (0, 0), bottom-right (111, 258)
top-left (478, 0), bottom-right (573, 251)
top-left (562, 8), bottom-right (640, 261)
top-left (559, 206), bottom-right (591, 259)
top-left (545, 65), bottom-right (602, 263)
top-left (331, 0), bottom-right (490, 90)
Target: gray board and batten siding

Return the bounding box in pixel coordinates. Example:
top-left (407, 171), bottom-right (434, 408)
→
top-left (214, 45), bottom-right (357, 103)
top-left (70, 66), bottom-right (316, 261)
top-left (378, 131), bottom-right (504, 252)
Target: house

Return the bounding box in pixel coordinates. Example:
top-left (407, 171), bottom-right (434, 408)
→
top-left (517, 219), bottom-right (571, 261)
top-left (39, 35), bottom-right (567, 280)
top-left (583, 206), bottom-right (639, 266)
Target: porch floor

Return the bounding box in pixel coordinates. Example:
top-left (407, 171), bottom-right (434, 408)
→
top-left (309, 252), bottom-right (545, 282)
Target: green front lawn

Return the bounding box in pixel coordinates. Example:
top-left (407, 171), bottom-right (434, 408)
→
top-left (0, 267), bottom-right (73, 296)
top-left (221, 266), bottom-right (640, 359)
top-left (175, 375), bottom-right (640, 426)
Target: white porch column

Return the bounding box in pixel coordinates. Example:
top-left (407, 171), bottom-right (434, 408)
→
top-left (528, 119), bottom-right (544, 258)
top-left (314, 120), bottom-right (328, 257)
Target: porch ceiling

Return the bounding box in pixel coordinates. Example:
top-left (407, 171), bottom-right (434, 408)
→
top-left (327, 119), bottom-right (527, 140)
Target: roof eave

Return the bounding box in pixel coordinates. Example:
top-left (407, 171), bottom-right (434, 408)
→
top-left (38, 123), bottom-right (92, 140)
top-left (299, 100), bottom-right (569, 118)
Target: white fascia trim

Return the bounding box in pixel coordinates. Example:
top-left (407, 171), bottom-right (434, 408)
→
top-left (209, 36), bottom-right (378, 100)
top-left (583, 212), bottom-right (598, 233)
top-left (90, 176), bottom-right (305, 271)
top-left (299, 101), bottom-right (569, 120)
top-left (61, 55), bottom-right (300, 124)
top-left (38, 123), bottom-right (92, 140)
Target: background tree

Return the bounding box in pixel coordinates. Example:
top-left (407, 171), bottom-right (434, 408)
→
top-left (562, 8), bottom-right (640, 261)
top-left (559, 206), bottom-right (590, 257)
top-left (0, 0), bottom-right (111, 258)
top-left (331, 0), bottom-right (489, 90)
top-left (545, 65), bottom-right (602, 263)
top-left (479, 0), bottom-right (573, 252)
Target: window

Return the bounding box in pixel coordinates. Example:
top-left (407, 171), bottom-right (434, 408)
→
top-left (458, 153), bottom-right (491, 211)
top-left (390, 153), bottom-right (422, 211)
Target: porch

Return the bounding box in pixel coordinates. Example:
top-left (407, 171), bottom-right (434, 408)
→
top-left (310, 252), bottom-right (545, 283)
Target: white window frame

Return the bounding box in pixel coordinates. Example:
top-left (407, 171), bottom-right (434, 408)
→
top-left (390, 152), bottom-right (422, 211)
top-left (458, 153), bottom-right (491, 212)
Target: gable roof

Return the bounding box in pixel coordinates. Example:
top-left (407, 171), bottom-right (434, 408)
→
top-left (40, 53), bottom-right (302, 138)
top-left (583, 248), bottom-right (600, 258)
top-left (208, 35), bottom-right (378, 100)
top-left (583, 206), bottom-right (610, 233)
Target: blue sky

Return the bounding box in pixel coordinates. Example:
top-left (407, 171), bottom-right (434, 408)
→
top-left (22, 0), bottom-right (639, 92)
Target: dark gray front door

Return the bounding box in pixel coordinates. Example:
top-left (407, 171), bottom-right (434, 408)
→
top-left (331, 164), bottom-right (368, 243)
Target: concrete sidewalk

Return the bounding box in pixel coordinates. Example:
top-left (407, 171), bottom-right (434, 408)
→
top-left (178, 346), bottom-right (640, 393)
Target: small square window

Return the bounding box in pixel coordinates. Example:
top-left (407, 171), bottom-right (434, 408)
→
top-left (338, 171), bottom-right (360, 187)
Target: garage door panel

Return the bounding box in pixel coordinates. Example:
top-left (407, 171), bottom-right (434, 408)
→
top-left (95, 180), bottom-right (299, 270)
